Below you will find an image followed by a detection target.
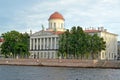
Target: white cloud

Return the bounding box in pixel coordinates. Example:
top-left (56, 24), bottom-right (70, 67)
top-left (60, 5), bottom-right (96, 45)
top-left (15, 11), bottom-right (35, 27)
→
top-left (102, 0), bottom-right (120, 4)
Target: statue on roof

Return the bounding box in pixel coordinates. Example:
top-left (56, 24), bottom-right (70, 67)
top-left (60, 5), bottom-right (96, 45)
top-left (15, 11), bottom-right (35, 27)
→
top-left (41, 24), bottom-right (44, 31)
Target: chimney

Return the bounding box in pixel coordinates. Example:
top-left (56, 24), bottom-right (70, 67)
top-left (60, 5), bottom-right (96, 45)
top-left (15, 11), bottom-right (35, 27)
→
top-left (98, 27), bottom-right (100, 31)
top-left (100, 27), bottom-right (104, 31)
top-left (104, 29), bottom-right (107, 32)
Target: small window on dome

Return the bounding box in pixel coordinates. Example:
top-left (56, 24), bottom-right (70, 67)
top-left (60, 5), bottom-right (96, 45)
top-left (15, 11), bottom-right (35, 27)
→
top-left (61, 23), bottom-right (63, 29)
top-left (50, 23), bottom-right (52, 28)
top-left (54, 23), bottom-right (56, 28)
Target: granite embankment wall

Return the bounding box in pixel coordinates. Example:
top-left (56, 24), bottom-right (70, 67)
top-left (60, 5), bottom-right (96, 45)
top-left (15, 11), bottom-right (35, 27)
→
top-left (0, 59), bottom-right (120, 68)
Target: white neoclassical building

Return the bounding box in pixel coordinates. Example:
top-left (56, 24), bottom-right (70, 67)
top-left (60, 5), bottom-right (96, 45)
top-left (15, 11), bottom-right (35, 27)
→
top-left (29, 12), bottom-right (65, 59)
top-left (85, 27), bottom-right (118, 60)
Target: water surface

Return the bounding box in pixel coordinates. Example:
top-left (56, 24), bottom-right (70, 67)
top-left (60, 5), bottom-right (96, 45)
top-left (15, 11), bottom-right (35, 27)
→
top-left (0, 65), bottom-right (120, 80)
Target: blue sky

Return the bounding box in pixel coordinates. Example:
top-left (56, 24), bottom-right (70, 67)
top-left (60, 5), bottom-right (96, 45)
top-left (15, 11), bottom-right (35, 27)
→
top-left (0, 0), bottom-right (120, 40)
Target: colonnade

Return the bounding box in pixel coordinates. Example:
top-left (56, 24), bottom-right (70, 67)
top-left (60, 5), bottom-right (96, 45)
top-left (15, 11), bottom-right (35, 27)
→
top-left (30, 37), bottom-right (58, 50)
top-left (30, 37), bottom-right (58, 59)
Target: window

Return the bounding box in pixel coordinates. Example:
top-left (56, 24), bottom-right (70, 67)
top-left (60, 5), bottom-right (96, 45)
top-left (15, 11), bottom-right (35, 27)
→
top-left (109, 53), bottom-right (110, 58)
top-left (112, 53), bottom-right (114, 58)
top-left (102, 52), bottom-right (104, 58)
top-left (44, 52), bottom-right (46, 58)
top-left (51, 23), bottom-right (52, 28)
top-left (49, 23), bottom-right (51, 28)
top-left (52, 52), bottom-right (54, 58)
top-left (41, 52), bottom-right (43, 58)
top-left (54, 23), bottom-right (56, 28)
top-left (34, 53), bottom-right (36, 59)
top-left (61, 23), bottom-right (63, 28)
top-left (37, 52), bottom-right (39, 59)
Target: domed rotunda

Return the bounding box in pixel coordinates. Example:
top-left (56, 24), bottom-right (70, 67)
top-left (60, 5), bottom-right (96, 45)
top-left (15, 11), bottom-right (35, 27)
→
top-left (47, 12), bottom-right (65, 31)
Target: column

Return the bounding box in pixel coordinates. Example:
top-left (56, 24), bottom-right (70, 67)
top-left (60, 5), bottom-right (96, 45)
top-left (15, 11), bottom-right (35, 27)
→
top-left (54, 37), bottom-right (56, 49)
top-left (51, 37), bottom-right (52, 49)
top-left (43, 38), bottom-right (45, 49)
top-left (47, 38), bottom-right (49, 49)
top-left (33, 38), bottom-right (35, 50)
top-left (30, 38), bottom-right (32, 50)
top-left (36, 38), bottom-right (38, 50)
top-left (46, 52), bottom-right (48, 59)
top-left (53, 52), bottom-right (55, 59)
top-left (47, 38), bottom-right (49, 59)
top-left (40, 38), bottom-right (41, 50)
top-left (56, 37), bottom-right (58, 49)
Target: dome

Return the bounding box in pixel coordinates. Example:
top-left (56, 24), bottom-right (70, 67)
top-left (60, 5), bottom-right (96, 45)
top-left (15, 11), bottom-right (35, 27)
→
top-left (48, 12), bottom-right (64, 20)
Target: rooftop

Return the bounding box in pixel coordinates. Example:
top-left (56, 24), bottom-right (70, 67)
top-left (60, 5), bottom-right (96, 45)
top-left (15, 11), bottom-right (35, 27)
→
top-left (48, 12), bottom-right (64, 20)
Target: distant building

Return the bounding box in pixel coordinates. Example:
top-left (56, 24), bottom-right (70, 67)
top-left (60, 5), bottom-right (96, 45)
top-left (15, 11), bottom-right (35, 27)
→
top-left (29, 12), bottom-right (118, 60)
top-left (0, 37), bottom-right (4, 56)
top-left (117, 41), bottom-right (120, 59)
top-left (29, 12), bottom-right (65, 59)
top-left (85, 27), bottom-right (118, 60)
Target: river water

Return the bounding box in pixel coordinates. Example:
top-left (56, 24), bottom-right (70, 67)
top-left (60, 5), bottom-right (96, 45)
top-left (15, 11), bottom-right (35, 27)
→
top-left (0, 65), bottom-right (120, 80)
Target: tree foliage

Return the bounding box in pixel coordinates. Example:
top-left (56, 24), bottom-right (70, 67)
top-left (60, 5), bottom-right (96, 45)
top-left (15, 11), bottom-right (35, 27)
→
top-left (1, 30), bottom-right (30, 58)
top-left (58, 26), bottom-right (106, 59)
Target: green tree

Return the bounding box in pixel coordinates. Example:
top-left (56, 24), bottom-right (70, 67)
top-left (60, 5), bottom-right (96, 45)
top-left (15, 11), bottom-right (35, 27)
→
top-left (76, 26), bottom-right (86, 59)
top-left (58, 29), bottom-right (70, 58)
top-left (70, 26), bottom-right (77, 58)
top-left (58, 26), bottom-right (106, 60)
top-left (1, 30), bottom-right (30, 58)
top-left (88, 34), bottom-right (106, 59)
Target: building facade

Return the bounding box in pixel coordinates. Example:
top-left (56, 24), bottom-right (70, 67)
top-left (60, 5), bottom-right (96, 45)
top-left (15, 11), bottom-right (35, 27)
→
top-left (0, 37), bottom-right (4, 57)
top-left (29, 12), bottom-right (65, 59)
top-left (85, 27), bottom-right (118, 60)
top-left (117, 41), bottom-right (120, 59)
top-left (29, 12), bottom-right (118, 60)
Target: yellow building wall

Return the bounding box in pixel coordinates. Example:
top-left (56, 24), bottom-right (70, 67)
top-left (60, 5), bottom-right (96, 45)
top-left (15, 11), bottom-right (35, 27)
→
top-left (48, 19), bottom-right (65, 31)
top-left (100, 32), bottom-right (117, 60)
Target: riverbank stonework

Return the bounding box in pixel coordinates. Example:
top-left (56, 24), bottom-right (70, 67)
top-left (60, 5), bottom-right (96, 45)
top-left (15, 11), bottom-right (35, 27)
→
top-left (0, 59), bottom-right (120, 69)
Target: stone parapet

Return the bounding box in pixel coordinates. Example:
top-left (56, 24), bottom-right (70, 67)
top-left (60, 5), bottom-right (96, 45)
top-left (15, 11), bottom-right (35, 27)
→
top-left (0, 59), bottom-right (120, 69)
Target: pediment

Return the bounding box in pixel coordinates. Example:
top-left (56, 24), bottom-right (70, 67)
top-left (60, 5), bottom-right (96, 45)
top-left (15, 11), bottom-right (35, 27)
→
top-left (31, 31), bottom-right (54, 37)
